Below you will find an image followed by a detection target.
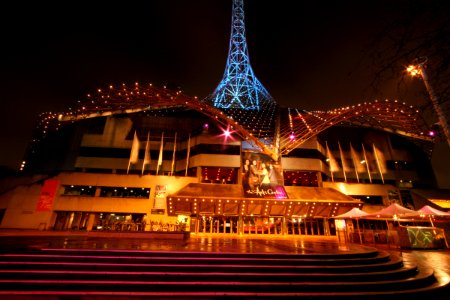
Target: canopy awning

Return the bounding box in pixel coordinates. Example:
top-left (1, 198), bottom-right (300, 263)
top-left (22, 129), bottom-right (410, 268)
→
top-left (168, 183), bottom-right (362, 217)
top-left (417, 205), bottom-right (450, 217)
top-left (365, 203), bottom-right (420, 219)
top-left (334, 207), bottom-right (369, 219)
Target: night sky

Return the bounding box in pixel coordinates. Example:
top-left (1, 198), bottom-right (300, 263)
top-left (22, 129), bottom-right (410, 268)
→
top-left (0, 0), bottom-right (448, 170)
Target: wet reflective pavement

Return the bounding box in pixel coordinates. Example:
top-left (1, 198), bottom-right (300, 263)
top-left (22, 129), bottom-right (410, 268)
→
top-left (392, 248), bottom-right (450, 288)
top-left (0, 230), bottom-right (374, 254)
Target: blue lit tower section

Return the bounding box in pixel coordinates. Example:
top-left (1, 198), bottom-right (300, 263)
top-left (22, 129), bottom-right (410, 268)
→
top-left (210, 0), bottom-right (273, 110)
top-left (207, 0), bottom-right (277, 144)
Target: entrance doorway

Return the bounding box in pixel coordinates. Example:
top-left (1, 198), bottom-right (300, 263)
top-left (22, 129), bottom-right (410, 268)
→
top-left (287, 217), bottom-right (328, 236)
top-left (195, 215), bottom-right (239, 234)
top-left (242, 216), bottom-right (283, 235)
top-left (190, 215), bottom-right (332, 237)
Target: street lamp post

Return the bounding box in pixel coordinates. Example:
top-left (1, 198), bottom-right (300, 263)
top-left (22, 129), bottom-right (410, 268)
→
top-left (407, 58), bottom-right (450, 148)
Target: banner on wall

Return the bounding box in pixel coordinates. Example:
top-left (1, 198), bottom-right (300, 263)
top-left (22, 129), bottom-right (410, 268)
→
top-left (242, 151), bottom-right (288, 199)
top-left (36, 179), bottom-right (59, 211)
top-left (153, 184), bottom-right (167, 213)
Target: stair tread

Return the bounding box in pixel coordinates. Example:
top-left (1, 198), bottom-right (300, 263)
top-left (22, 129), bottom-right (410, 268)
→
top-left (0, 248), bottom-right (447, 298)
top-left (38, 248), bottom-right (382, 258)
top-left (0, 252), bottom-right (402, 267)
top-left (0, 265), bottom-right (417, 276)
top-left (0, 253), bottom-right (392, 264)
top-left (0, 267), bottom-right (434, 286)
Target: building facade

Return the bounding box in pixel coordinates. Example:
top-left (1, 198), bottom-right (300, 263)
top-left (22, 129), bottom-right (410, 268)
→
top-left (0, 109), bottom-right (439, 236)
top-left (0, 0), bottom-right (446, 236)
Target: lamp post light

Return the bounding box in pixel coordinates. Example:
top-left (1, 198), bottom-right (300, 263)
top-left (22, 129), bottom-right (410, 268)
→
top-left (407, 57), bottom-right (450, 147)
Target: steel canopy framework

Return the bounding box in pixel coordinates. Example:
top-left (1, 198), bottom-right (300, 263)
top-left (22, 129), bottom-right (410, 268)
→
top-left (51, 82), bottom-right (433, 161)
top-left (278, 101), bottom-right (432, 156)
top-left (57, 83), bottom-right (273, 158)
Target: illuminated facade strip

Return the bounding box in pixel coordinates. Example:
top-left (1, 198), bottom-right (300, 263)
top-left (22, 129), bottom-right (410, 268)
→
top-left (167, 196), bottom-right (361, 218)
top-left (49, 86), bottom-right (432, 163)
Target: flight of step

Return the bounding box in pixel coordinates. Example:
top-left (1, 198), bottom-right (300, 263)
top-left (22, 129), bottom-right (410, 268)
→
top-left (0, 247), bottom-right (448, 299)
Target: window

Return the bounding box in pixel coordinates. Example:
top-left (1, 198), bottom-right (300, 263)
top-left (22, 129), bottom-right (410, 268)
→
top-left (99, 187), bottom-right (150, 198)
top-left (283, 171), bottom-right (318, 187)
top-left (352, 195), bottom-right (383, 205)
top-left (62, 185), bottom-right (96, 196)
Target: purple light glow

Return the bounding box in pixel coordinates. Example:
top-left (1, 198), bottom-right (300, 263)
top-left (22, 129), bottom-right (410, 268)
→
top-left (219, 125), bottom-right (235, 142)
top-left (275, 186), bottom-right (288, 199)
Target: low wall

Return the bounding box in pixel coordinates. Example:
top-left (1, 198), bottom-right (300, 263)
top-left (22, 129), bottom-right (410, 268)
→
top-left (0, 229), bottom-right (191, 241)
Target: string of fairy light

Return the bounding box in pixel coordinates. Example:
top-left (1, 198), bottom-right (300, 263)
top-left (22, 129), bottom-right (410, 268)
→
top-left (167, 196), bottom-right (360, 218)
top-left (278, 99), bottom-right (432, 156)
top-left (32, 82), bottom-right (278, 159)
top-left (30, 81), bottom-right (433, 168)
top-left (220, 100), bottom-right (278, 144)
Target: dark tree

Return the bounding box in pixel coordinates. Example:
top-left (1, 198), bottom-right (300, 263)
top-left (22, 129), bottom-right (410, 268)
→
top-left (366, 0), bottom-right (450, 136)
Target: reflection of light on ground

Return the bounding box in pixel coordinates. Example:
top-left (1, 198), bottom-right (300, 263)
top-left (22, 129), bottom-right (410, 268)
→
top-left (400, 250), bottom-right (450, 282)
top-left (338, 244), bottom-right (350, 251)
top-left (434, 270), bottom-right (450, 285)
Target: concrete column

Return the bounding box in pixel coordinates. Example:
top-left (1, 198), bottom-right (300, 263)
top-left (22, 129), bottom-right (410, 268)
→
top-left (323, 218), bottom-right (330, 236)
top-left (49, 212), bottom-right (57, 230)
top-left (282, 217), bottom-right (287, 235)
top-left (197, 166), bottom-right (202, 182)
top-left (317, 171), bottom-right (323, 187)
top-left (95, 187), bottom-right (101, 197)
top-left (86, 213), bottom-right (97, 231)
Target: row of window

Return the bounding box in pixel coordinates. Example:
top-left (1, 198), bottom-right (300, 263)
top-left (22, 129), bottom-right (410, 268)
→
top-left (100, 187), bottom-right (150, 198)
top-left (62, 185), bottom-right (150, 198)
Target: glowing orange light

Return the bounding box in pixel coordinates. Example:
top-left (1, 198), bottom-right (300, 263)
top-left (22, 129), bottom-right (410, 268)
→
top-left (406, 65), bottom-right (421, 76)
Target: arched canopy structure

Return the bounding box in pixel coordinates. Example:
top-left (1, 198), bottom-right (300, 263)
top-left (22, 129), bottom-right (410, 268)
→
top-left (56, 83), bottom-right (273, 159)
top-left (43, 83), bottom-right (433, 161)
top-left (278, 101), bottom-right (432, 156)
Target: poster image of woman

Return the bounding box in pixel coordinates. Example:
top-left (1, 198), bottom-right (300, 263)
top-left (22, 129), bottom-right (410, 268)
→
top-left (241, 151), bottom-right (287, 199)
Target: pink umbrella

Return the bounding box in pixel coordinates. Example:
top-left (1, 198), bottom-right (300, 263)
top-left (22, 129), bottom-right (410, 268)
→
top-left (334, 208), bottom-right (369, 244)
top-left (417, 205), bottom-right (450, 216)
top-left (365, 203), bottom-right (422, 234)
top-left (417, 205), bottom-right (450, 227)
top-left (366, 203), bottom-right (420, 219)
top-left (334, 207), bottom-right (369, 219)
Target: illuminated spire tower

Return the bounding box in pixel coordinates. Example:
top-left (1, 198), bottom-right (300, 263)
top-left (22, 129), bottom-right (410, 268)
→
top-left (208, 0), bottom-right (276, 111)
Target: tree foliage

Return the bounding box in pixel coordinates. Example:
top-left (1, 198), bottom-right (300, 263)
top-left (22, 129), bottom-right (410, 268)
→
top-left (367, 0), bottom-right (450, 131)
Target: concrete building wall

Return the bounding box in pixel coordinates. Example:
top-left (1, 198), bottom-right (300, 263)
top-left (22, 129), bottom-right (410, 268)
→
top-left (0, 184), bottom-right (52, 229)
top-left (189, 154), bottom-right (240, 168)
top-left (282, 157), bottom-right (326, 172)
top-left (81, 117), bottom-right (132, 148)
top-left (324, 181), bottom-right (399, 212)
top-left (0, 172), bottom-right (199, 230)
top-left (74, 116), bottom-right (242, 173)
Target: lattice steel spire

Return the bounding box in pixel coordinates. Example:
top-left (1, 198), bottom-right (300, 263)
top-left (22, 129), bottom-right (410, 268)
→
top-left (207, 0), bottom-right (275, 110)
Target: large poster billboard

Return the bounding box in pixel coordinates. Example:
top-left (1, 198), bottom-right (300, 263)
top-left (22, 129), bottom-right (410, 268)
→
top-left (152, 184), bottom-right (166, 214)
top-left (242, 151), bottom-right (287, 199)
